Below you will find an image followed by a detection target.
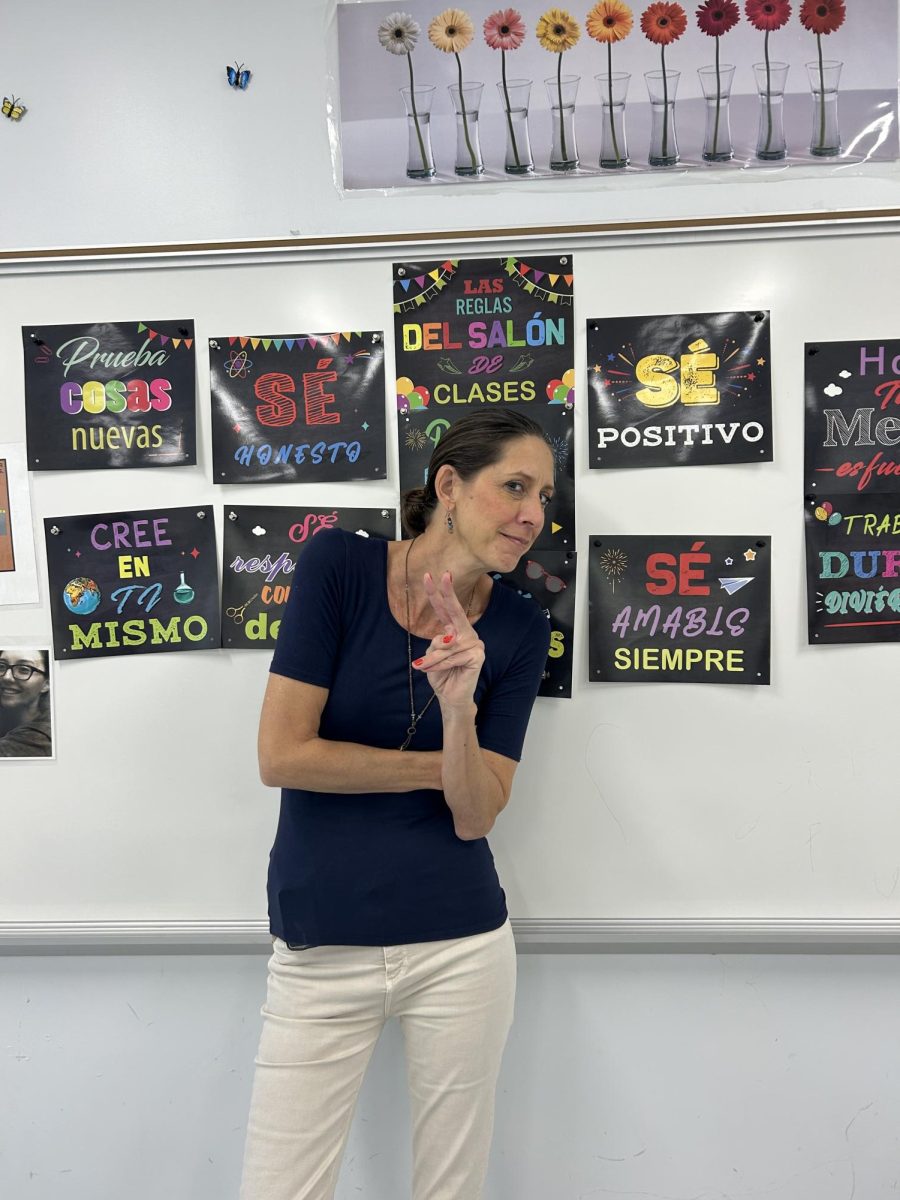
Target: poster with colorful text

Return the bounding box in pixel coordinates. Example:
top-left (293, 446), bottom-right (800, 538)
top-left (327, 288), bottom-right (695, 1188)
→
top-left (222, 505), bottom-right (396, 648)
top-left (44, 507), bottom-right (219, 661)
top-left (587, 311), bottom-right (772, 470)
top-left (0, 444), bottom-right (39, 605)
top-left (805, 338), bottom-right (900, 495)
top-left (494, 550), bottom-right (575, 698)
top-left (23, 321), bottom-right (196, 471)
top-left (805, 493), bottom-right (900, 645)
top-left (589, 534), bottom-right (770, 684)
top-left (394, 255), bottom-right (574, 551)
top-left (209, 332), bottom-right (386, 483)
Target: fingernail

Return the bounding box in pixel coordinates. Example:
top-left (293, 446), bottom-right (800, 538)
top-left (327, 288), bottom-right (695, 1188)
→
top-left (412, 657), bottom-right (424, 668)
top-left (442, 634), bottom-right (454, 644)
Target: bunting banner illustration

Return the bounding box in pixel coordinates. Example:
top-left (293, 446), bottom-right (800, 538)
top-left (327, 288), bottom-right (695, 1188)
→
top-left (393, 254), bottom-right (575, 552)
top-left (43, 506), bottom-right (220, 661)
top-left (804, 338), bottom-right (900, 496)
top-left (209, 331), bottom-right (387, 484)
top-left (805, 492), bottom-right (900, 645)
top-left (222, 505), bottom-right (395, 648)
top-left (22, 321), bottom-right (197, 471)
top-left (589, 534), bottom-right (771, 685)
top-left (0, 443), bottom-right (39, 605)
top-left (587, 311), bottom-right (772, 470)
top-left (493, 550), bottom-right (575, 698)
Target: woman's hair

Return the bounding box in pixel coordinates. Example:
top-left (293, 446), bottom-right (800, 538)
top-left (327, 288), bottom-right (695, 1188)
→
top-left (401, 410), bottom-right (550, 536)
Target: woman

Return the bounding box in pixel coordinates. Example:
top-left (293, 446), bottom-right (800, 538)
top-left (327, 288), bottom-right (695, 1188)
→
top-left (240, 409), bottom-right (555, 1200)
top-left (0, 648), bottom-right (52, 758)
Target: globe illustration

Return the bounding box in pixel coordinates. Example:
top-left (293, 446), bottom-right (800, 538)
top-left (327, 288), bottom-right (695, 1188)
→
top-left (63, 576), bottom-right (102, 616)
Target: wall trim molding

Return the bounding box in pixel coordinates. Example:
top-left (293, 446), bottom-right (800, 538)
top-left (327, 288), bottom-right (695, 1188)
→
top-left (2, 918), bottom-right (899, 953)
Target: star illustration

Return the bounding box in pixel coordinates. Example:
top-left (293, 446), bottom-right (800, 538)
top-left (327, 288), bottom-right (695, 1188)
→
top-left (725, 557), bottom-right (733, 566)
top-left (343, 354), bottom-right (355, 366)
top-left (743, 548), bottom-right (757, 562)
top-left (362, 421), bottom-right (369, 432)
top-left (607, 353), bottom-right (616, 362)
top-left (747, 372), bottom-right (756, 382)
top-left (592, 364), bottom-right (602, 374)
top-left (756, 357), bottom-right (766, 366)
top-left (232, 423), bottom-right (241, 433)
top-left (191, 547), bottom-right (200, 559)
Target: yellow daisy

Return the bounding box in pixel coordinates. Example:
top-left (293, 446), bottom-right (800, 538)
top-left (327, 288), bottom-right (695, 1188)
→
top-left (428, 8), bottom-right (475, 53)
top-left (536, 7), bottom-right (581, 52)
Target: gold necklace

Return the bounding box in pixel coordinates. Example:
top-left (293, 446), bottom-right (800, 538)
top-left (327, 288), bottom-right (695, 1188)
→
top-left (399, 537), bottom-right (478, 752)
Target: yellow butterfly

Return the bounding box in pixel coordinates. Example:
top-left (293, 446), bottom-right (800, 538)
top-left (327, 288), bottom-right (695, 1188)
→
top-left (2, 96), bottom-right (26, 121)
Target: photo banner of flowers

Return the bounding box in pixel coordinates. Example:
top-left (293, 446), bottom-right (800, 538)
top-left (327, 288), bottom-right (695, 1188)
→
top-left (335, 0), bottom-right (896, 188)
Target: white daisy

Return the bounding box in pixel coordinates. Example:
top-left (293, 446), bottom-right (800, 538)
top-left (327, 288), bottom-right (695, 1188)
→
top-left (378, 11), bottom-right (420, 55)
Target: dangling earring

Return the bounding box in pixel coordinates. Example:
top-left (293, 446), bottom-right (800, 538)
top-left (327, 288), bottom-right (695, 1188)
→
top-left (446, 510), bottom-right (454, 534)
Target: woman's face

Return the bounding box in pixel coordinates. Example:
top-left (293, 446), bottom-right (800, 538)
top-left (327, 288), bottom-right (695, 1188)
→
top-left (0, 651), bottom-right (49, 720)
top-left (452, 436), bottom-right (556, 572)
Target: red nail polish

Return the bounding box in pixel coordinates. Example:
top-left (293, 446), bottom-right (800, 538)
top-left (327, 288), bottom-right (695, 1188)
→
top-left (442, 635), bottom-right (454, 644)
top-left (412, 657), bottom-right (424, 668)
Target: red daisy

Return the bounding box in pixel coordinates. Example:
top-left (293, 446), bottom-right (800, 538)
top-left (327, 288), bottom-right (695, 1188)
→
top-left (799, 0), bottom-right (845, 34)
top-left (640, 1), bottom-right (688, 43)
top-left (696, 0), bottom-right (740, 34)
top-left (744, 0), bottom-right (791, 31)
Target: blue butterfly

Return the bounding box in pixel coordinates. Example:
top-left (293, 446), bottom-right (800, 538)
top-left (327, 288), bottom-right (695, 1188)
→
top-left (226, 62), bottom-right (251, 90)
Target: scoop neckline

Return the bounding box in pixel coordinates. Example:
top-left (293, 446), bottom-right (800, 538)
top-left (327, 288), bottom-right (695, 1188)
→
top-left (379, 536), bottom-right (495, 642)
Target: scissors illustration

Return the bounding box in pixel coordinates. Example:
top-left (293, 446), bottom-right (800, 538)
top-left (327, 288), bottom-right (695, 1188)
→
top-left (226, 593), bottom-right (258, 624)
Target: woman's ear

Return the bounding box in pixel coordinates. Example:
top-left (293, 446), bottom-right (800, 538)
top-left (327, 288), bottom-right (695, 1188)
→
top-left (432, 463), bottom-right (459, 508)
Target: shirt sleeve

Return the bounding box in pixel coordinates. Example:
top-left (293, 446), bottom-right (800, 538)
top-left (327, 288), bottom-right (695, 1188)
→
top-left (475, 604), bottom-right (550, 762)
top-left (269, 528), bottom-right (347, 688)
top-left (0, 720), bottom-right (52, 758)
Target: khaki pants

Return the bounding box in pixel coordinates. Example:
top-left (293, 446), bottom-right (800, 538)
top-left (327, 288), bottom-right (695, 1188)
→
top-left (239, 920), bottom-right (516, 1200)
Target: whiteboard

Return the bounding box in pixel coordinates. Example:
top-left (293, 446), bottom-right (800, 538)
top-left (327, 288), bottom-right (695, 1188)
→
top-left (3, 226), bottom-right (900, 936)
top-left (2, 0), bottom-right (899, 255)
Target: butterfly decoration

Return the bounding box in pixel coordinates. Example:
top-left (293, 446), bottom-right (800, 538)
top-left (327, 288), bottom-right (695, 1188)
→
top-left (226, 62), bottom-right (251, 91)
top-left (2, 95), bottom-right (26, 121)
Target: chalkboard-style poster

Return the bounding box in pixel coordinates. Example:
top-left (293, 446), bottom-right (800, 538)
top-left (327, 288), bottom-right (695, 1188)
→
top-left (393, 255), bottom-right (575, 551)
top-left (209, 332), bottom-right (386, 484)
top-left (222, 506), bottom-right (396, 648)
top-left (805, 493), bottom-right (900, 645)
top-left (22, 321), bottom-right (197, 471)
top-left (44, 507), bottom-right (219, 661)
top-left (0, 443), bottom-right (39, 605)
top-left (494, 550), bottom-right (575, 699)
top-left (587, 311), bottom-right (772, 470)
top-left (589, 535), bottom-right (771, 685)
top-left (805, 338), bottom-right (900, 495)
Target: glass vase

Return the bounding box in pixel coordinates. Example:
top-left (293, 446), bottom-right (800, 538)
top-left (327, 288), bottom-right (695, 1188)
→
top-left (753, 61), bottom-right (788, 161)
top-left (545, 73), bottom-right (580, 171)
top-left (400, 84), bottom-right (435, 179)
top-left (595, 72), bottom-right (629, 169)
top-left (448, 81), bottom-right (484, 176)
top-left (644, 69), bottom-right (680, 167)
top-left (496, 78), bottom-right (534, 174)
top-left (807, 59), bottom-right (842, 157)
top-left (697, 63), bottom-right (735, 163)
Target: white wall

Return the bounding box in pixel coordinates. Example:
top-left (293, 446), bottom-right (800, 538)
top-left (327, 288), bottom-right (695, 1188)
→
top-left (3, 949), bottom-right (899, 1200)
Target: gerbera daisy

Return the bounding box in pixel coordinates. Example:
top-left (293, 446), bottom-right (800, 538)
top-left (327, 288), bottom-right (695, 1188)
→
top-left (377, 11), bottom-right (420, 54)
top-left (427, 8), bottom-right (475, 53)
top-left (537, 9), bottom-right (581, 166)
top-left (744, 0), bottom-right (791, 30)
top-left (800, 0), bottom-right (846, 154)
top-left (377, 12), bottom-right (430, 175)
top-left (587, 2), bottom-right (634, 167)
top-left (428, 9), bottom-right (478, 173)
top-left (483, 7), bottom-right (526, 49)
top-left (799, 0), bottom-right (844, 34)
top-left (640, 1), bottom-right (688, 43)
top-left (484, 10), bottom-right (528, 170)
top-left (695, 2), bottom-right (739, 159)
top-left (536, 7), bottom-right (581, 52)
top-left (696, 0), bottom-right (740, 35)
top-left (586, 0), bottom-right (634, 42)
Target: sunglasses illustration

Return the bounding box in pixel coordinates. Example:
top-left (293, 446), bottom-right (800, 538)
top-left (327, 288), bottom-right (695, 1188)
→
top-left (524, 560), bottom-right (567, 594)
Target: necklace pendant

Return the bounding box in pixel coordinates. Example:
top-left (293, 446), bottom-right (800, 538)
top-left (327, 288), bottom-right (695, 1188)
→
top-left (400, 724), bottom-right (416, 752)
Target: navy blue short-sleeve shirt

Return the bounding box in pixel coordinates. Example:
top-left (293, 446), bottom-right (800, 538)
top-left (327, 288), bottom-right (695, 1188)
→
top-left (266, 528), bottom-right (549, 947)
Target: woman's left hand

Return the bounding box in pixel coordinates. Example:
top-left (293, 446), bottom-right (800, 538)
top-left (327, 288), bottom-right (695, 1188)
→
top-left (413, 570), bottom-right (485, 710)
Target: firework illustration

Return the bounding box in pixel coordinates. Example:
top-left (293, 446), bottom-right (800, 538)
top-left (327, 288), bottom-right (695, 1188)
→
top-left (405, 428), bottom-right (429, 451)
top-left (600, 546), bottom-right (628, 590)
top-left (548, 435), bottom-right (570, 469)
